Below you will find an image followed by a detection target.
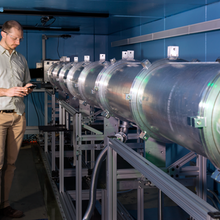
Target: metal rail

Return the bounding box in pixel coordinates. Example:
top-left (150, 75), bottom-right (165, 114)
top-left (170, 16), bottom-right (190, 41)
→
top-left (108, 138), bottom-right (220, 220)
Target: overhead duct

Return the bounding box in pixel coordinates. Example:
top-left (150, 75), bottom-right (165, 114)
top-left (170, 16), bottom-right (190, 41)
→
top-left (0, 8), bottom-right (109, 18)
top-left (2, 26), bottom-right (80, 32)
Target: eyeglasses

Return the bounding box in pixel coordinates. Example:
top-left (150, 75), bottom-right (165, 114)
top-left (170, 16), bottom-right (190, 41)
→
top-left (2, 31), bottom-right (23, 42)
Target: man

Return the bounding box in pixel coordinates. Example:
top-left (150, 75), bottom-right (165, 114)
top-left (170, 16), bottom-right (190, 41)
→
top-left (0, 20), bottom-right (34, 218)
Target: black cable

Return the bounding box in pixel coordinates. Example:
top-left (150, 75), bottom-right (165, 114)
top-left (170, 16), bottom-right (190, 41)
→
top-left (30, 93), bottom-right (40, 126)
top-left (34, 92), bottom-right (46, 125)
top-left (37, 92), bottom-right (45, 117)
top-left (57, 37), bottom-right (60, 58)
top-left (35, 92), bottom-right (44, 125)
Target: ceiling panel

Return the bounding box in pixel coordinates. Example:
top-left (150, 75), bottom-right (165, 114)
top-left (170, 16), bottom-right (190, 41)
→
top-left (0, 0), bottom-right (219, 35)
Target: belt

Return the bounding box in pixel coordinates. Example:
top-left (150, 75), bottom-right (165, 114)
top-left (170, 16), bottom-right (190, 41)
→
top-left (0, 110), bottom-right (14, 113)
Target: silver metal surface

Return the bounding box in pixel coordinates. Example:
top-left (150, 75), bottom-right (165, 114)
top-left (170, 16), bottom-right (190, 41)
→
top-left (135, 59), bottom-right (220, 167)
top-left (44, 91), bottom-right (48, 153)
top-left (68, 189), bottom-right (103, 200)
top-left (107, 145), bottom-right (117, 220)
top-left (59, 104), bottom-right (65, 193)
top-left (78, 60), bottom-right (110, 108)
top-left (51, 62), bottom-right (66, 90)
top-left (108, 138), bottom-right (218, 220)
top-left (44, 60), bottom-right (59, 83)
top-left (137, 188), bottom-right (144, 220)
top-left (96, 58), bottom-right (143, 121)
top-left (25, 126), bottom-right (39, 134)
top-left (158, 189), bottom-right (164, 220)
top-left (59, 100), bottom-right (78, 115)
top-left (66, 61), bottom-right (91, 99)
top-left (59, 62), bottom-right (78, 93)
top-left (76, 113), bottom-right (82, 220)
top-left (49, 55), bottom-right (220, 168)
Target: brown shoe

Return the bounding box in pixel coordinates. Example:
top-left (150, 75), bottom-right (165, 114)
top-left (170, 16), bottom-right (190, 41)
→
top-left (2, 206), bottom-right (23, 218)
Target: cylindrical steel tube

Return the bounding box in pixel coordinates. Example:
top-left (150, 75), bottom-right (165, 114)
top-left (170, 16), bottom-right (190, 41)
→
top-left (50, 57), bottom-right (220, 168)
top-left (66, 61), bottom-right (91, 99)
top-left (78, 60), bottom-right (110, 108)
top-left (96, 59), bottom-right (143, 121)
top-left (130, 59), bottom-right (220, 167)
top-left (59, 62), bottom-right (78, 93)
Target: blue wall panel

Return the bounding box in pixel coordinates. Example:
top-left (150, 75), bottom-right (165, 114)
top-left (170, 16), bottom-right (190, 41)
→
top-left (207, 1), bottom-right (220, 20)
top-left (108, 2), bottom-right (220, 62)
top-left (45, 35), bottom-right (94, 61)
top-left (207, 30), bottom-right (220, 61)
top-left (165, 34), bottom-right (206, 61)
top-left (27, 33), bottom-right (42, 68)
top-left (165, 6), bottom-right (205, 30)
top-left (94, 35), bottom-right (108, 61)
top-left (141, 19), bottom-right (165, 35)
top-left (141, 40), bottom-right (165, 62)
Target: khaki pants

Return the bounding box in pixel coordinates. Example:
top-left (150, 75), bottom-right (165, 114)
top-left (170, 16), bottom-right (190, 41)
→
top-left (0, 112), bottom-right (26, 208)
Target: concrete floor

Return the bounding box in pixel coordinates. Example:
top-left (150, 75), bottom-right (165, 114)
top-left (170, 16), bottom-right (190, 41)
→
top-left (0, 145), bottom-right (48, 220)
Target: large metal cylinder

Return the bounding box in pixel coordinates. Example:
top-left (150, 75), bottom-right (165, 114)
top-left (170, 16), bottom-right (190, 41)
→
top-left (78, 60), bottom-right (110, 108)
top-left (95, 59), bottom-right (143, 121)
top-left (66, 60), bottom-right (91, 100)
top-left (130, 59), bottom-right (220, 167)
top-left (59, 62), bottom-right (78, 94)
top-left (47, 56), bottom-right (220, 168)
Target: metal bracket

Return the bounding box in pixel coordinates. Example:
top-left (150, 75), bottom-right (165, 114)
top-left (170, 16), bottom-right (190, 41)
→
top-left (76, 150), bottom-right (81, 156)
top-left (110, 58), bottom-right (116, 64)
top-left (122, 51), bottom-right (128, 60)
top-left (115, 132), bottom-right (127, 143)
top-left (188, 116), bottom-right (206, 128)
top-left (141, 59), bottom-right (151, 69)
top-left (125, 93), bottom-right (132, 100)
top-left (207, 211), bottom-right (220, 219)
top-left (91, 86), bottom-right (99, 94)
top-left (211, 169), bottom-right (220, 183)
top-left (99, 54), bottom-right (105, 62)
top-left (138, 179), bottom-right (155, 189)
top-left (101, 109), bottom-right (110, 119)
top-left (127, 50), bottom-right (134, 60)
top-left (139, 131), bottom-right (149, 140)
top-left (84, 55), bottom-right (90, 62)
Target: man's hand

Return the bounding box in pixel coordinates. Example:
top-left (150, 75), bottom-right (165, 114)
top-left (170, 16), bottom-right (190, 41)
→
top-left (6, 87), bottom-right (29, 97)
top-left (24, 83), bottom-right (35, 94)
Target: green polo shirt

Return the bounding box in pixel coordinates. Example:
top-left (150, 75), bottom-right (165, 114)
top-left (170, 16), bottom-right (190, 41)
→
top-left (0, 45), bottom-right (31, 115)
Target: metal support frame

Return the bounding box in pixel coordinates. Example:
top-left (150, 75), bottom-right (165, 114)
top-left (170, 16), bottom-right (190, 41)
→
top-left (42, 93), bottom-right (215, 220)
top-left (107, 143), bottom-right (117, 220)
top-left (197, 155), bottom-right (207, 201)
top-left (51, 94), bottom-right (56, 171)
top-left (158, 189), bottom-right (164, 220)
top-left (168, 151), bottom-right (207, 202)
top-left (75, 113), bottom-right (82, 220)
top-left (44, 91), bottom-right (48, 152)
top-left (59, 102), bottom-right (65, 193)
top-left (108, 138), bottom-right (219, 220)
top-left (137, 187), bottom-right (144, 220)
